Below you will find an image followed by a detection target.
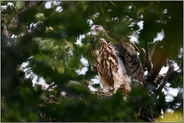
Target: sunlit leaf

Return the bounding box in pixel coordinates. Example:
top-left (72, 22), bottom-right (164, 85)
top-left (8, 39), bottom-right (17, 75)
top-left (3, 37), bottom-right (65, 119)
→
top-left (156, 111), bottom-right (183, 122)
top-left (55, 60), bottom-right (65, 74)
top-left (33, 53), bottom-right (49, 62)
top-left (35, 13), bottom-right (46, 21)
top-left (15, 1), bottom-right (25, 10)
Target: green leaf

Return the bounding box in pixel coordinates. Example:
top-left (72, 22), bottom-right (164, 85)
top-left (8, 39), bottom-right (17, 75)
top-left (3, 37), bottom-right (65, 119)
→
top-left (15, 1), bottom-right (25, 10)
top-left (81, 2), bottom-right (88, 12)
top-left (156, 111), bottom-right (183, 122)
top-left (35, 13), bottom-right (46, 21)
top-left (55, 61), bottom-right (65, 74)
top-left (33, 53), bottom-right (49, 62)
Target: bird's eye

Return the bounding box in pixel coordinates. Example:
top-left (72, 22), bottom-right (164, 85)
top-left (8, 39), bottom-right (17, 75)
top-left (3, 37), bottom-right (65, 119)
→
top-left (95, 28), bottom-right (99, 31)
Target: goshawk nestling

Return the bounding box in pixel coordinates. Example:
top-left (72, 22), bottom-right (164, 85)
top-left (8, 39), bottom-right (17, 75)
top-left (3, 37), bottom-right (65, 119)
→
top-left (90, 25), bottom-right (144, 94)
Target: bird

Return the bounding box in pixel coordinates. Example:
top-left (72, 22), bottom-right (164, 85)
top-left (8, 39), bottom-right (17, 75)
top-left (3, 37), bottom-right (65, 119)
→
top-left (89, 25), bottom-right (144, 94)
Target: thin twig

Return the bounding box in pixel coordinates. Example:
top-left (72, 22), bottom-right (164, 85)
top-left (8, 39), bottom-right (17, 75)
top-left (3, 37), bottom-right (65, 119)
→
top-left (109, 1), bottom-right (117, 7)
top-left (8, 1), bottom-right (44, 33)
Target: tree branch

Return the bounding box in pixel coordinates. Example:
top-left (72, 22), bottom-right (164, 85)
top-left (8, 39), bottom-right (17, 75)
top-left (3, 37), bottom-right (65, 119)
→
top-left (156, 64), bottom-right (174, 93)
top-left (145, 45), bottom-right (167, 83)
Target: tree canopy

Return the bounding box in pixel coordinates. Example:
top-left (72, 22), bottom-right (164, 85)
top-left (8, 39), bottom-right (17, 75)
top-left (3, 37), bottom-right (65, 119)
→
top-left (1, 1), bottom-right (183, 122)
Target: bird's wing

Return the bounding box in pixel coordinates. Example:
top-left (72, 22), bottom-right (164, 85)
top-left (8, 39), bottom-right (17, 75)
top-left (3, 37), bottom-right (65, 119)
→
top-left (114, 36), bottom-right (144, 83)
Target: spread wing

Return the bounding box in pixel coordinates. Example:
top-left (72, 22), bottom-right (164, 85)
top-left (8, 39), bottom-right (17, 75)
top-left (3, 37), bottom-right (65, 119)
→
top-left (114, 36), bottom-right (144, 83)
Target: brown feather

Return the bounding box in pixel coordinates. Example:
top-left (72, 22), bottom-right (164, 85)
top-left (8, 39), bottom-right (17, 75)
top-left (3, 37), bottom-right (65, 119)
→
top-left (114, 37), bottom-right (144, 83)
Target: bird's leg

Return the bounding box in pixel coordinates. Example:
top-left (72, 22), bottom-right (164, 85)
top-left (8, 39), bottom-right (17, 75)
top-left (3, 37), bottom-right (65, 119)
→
top-left (113, 83), bottom-right (131, 94)
top-left (113, 75), bottom-right (131, 94)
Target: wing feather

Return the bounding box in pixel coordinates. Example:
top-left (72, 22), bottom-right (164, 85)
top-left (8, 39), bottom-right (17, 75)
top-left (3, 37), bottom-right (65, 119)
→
top-left (114, 36), bottom-right (144, 83)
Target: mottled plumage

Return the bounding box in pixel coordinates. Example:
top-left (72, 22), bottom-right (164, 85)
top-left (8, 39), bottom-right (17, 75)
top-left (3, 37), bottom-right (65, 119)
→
top-left (115, 36), bottom-right (144, 82)
top-left (90, 25), bottom-right (144, 93)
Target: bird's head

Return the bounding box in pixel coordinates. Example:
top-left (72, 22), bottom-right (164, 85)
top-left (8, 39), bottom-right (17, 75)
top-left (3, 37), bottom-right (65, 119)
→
top-left (90, 25), bottom-right (107, 37)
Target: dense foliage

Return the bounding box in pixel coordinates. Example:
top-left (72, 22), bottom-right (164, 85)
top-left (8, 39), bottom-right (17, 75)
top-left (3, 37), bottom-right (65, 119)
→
top-left (1, 1), bottom-right (183, 122)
